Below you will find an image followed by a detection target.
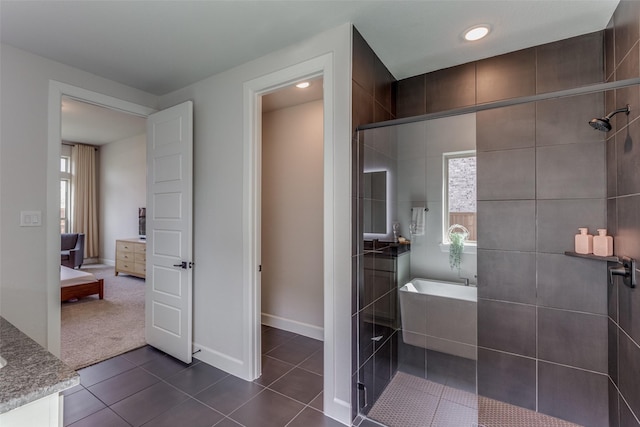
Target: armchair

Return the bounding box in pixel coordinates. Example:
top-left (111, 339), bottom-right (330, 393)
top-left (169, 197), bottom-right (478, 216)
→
top-left (61, 233), bottom-right (85, 269)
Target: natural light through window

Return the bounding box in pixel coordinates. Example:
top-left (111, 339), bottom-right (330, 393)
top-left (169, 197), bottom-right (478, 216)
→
top-left (60, 155), bottom-right (70, 233)
top-left (443, 151), bottom-right (476, 243)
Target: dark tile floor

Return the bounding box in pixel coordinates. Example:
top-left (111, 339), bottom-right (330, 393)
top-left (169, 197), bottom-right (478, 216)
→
top-left (63, 326), bottom-right (343, 427)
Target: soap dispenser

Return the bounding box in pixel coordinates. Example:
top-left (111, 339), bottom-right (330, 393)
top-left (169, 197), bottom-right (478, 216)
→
top-left (593, 229), bottom-right (613, 257)
top-left (575, 228), bottom-right (593, 255)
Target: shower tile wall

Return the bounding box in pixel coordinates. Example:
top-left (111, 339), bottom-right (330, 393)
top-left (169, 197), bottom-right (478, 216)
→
top-left (394, 31), bottom-right (612, 427)
top-left (351, 27), bottom-right (397, 421)
top-left (607, 2), bottom-right (640, 426)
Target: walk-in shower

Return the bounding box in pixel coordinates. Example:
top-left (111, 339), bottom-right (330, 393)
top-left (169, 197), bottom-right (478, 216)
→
top-left (353, 80), bottom-right (640, 427)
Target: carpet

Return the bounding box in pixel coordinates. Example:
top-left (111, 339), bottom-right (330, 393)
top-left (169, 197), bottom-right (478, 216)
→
top-left (61, 265), bottom-right (146, 370)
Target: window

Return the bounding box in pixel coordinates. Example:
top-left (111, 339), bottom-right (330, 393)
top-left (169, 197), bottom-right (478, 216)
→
top-left (60, 155), bottom-right (71, 233)
top-left (443, 150), bottom-right (476, 243)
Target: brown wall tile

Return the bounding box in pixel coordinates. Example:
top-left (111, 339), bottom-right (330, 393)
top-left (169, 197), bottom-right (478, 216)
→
top-left (374, 101), bottom-right (390, 124)
top-left (605, 18), bottom-right (616, 81)
top-left (615, 45), bottom-right (640, 126)
top-left (426, 63), bottom-right (476, 112)
top-left (352, 28), bottom-right (375, 95)
top-left (616, 118), bottom-right (640, 197)
top-left (536, 31), bottom-right (604, 93)
top-left (538, 362), bottom-right (609, 427)
top-left (476, 103), bottom-right (536, 152)
top-left (395, 75), bottom-right (426, 118)
top-left (476, 48), bottom-right (536, 103)
top-left (352, 82), bottom-right (374, 133)
top-left (614, 0), bottom-right (640, 70)
top-left (374, 59), bottom-right (395, 115)
top-left (477, 349), bottom-right (536, 411)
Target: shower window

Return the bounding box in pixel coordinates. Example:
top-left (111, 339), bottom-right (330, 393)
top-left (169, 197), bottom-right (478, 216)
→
top-left (443, 150), bottom-right (477, 243)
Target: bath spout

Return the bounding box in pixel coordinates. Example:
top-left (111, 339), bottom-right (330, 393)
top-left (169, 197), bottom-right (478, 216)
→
top-left (460, 276), bottom-right (476, 286)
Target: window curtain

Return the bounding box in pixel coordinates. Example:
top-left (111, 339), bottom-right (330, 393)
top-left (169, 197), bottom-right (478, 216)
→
top-left (70, 144), bottom-right (99, 258)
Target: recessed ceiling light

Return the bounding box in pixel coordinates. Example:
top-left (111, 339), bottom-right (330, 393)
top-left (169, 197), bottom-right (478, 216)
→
top-left (295, 82), bottom-right (310, 89)
top-left (464, 25), bottom-right (490, 41)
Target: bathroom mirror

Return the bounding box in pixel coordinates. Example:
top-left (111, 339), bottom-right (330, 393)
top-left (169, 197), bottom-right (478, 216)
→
top-left (363, 170), bottom-right (387, 234)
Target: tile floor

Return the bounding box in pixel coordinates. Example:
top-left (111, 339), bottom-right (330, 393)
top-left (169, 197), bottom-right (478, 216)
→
top-left (63, 326), bottom-right (343, 427)
top-left (361, 372), bottom-right (583, 427)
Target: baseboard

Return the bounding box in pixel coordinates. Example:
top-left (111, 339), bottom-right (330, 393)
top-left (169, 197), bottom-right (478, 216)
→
top-left (191, 341), bottom-right (250, 380)
top-left (261, 313), bottom-right (324, 341)
top-left (100, 259), bottom-right (115, 266)
top-left (325, 396), bottom-right (351, 426)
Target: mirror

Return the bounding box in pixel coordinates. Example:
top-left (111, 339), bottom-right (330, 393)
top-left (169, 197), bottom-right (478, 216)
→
top-left (363, 170), bottom-right (387, 234)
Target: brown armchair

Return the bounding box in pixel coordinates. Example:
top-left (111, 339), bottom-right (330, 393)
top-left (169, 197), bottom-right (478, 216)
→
top-left (61, 233), bottom-right (84, 269)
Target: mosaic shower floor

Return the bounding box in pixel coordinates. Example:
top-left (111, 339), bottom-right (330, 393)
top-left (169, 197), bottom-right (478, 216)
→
top-left (365, 372), bottom-right (582, 427)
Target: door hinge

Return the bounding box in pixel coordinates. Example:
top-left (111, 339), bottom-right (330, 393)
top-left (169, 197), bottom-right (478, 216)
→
top-left (258, 265), bottom-right (262, 272)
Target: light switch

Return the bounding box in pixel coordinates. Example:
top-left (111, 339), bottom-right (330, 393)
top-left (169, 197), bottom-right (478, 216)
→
top-left (20, 211), bottom-right (42, 227)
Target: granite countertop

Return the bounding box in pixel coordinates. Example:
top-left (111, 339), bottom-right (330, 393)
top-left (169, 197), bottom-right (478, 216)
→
top-left (0, 317), bottom-right (79, 414)
top-left (364, 240), bottom-right (411, 256)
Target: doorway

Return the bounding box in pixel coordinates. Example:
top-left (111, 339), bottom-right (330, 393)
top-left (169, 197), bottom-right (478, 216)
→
top-left (260, 77), bottom-right (324, 340)
top-left (59, 96), bottom-right (148, 369)
top-left (242, 52), bottom-right (353, 421)
top-left (255, 78), bottom-right (326, 406)
top-left (47, 81), bottom-right (156, 357)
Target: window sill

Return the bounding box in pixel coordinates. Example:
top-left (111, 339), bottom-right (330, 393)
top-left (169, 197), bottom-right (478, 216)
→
top-left (439, 243), bottom-right (477, 254)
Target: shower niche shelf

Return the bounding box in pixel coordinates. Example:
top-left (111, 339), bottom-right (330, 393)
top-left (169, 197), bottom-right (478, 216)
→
top-left (564, 251), bottom-right (619, 262)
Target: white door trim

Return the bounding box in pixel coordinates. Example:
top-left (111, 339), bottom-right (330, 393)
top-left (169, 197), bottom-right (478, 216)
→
top-left (242, 52), bottom-right (343, 417)
top-left (46, 80), bottom-right (156, 355)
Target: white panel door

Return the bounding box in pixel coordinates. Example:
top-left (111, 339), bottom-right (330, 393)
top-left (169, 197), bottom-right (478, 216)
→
top-left (145, 101), bottom-right (193, 363)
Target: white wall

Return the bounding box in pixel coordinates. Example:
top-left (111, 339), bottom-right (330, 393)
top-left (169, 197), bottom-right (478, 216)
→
top-left (99, 134), bottom-right (146, 264)
top-left (261, 100), bottom-right (324, 339)
top-left (157, 23), bottom-right (352, 423)
top-left (396, 113), bottom-right (478, 283)
top-left (0, 43), bottom-right (157, 348)
top-left (1, 23), bottom-right (352, 423)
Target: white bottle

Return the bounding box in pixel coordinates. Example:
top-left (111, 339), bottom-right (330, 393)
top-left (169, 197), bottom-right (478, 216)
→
top-left (593, 229), bottom-right (613, 257)
top-left (575, 228), bottom-right (593, 254)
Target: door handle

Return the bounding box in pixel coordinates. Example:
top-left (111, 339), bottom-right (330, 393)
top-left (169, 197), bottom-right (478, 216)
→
top-left (172, 261), bottom-right (194, 269)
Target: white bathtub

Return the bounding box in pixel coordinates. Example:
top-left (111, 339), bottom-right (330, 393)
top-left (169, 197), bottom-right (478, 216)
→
top-left (399, 278), bottom-right (477, 360)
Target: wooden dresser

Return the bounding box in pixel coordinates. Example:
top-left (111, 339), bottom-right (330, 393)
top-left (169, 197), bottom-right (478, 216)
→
top-left (115, 238), bottom-right (146, 278)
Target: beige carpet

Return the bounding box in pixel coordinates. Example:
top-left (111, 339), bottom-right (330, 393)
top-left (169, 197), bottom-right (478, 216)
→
top-left (61, 265), bottom-right (146, 370)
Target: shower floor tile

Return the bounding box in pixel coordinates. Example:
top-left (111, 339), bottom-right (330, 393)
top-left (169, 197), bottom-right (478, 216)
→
top-left (366, 372), bottom-right (583, 427)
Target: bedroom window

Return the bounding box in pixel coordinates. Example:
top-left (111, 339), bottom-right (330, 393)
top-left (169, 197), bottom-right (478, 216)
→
top-left (60, 155), bottom-right (71, 233)
top-left (443, 150), bottom-right (477, 243)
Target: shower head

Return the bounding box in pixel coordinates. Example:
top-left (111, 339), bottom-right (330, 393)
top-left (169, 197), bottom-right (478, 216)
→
top-left (589, 117), bottom-right (612, 132)
top-left (589, 105), bottom-right (630, 132)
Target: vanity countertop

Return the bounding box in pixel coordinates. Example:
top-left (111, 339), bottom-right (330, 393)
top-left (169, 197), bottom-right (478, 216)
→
top-left (364, 240), bottom-right (411, 256)
top-left (0, 317), bottom-right (79, 414)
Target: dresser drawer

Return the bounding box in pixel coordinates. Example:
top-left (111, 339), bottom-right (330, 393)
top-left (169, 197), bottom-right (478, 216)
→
top-left (134, 262), bottom-right (146, 276)
top-left (134, 243), bottom-right (146, 254)
top-left (134, 252), bottom-right (146, 263)
top-left (116, 259), bottom-right (135, 272)
top-left (116, 241), bottom-right (136, 252)
top-left (117, 251), bottom-right (134, 262)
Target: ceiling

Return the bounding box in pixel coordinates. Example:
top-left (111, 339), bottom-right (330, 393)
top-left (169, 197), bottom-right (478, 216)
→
top-left (61, 97), bottom-right (146, 145)
top-left (1, 1), bottom-right (619, 97)
top-left (1, 1), bottom-right (619, 144)
top-left (262, 77), bottom-right (324, 113)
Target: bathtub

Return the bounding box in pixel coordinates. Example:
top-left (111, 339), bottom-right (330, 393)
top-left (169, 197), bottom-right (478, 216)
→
top-left (399, 278), bottom-right (477, 360)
